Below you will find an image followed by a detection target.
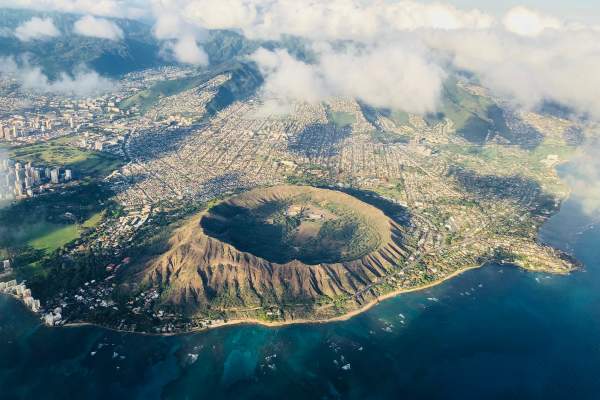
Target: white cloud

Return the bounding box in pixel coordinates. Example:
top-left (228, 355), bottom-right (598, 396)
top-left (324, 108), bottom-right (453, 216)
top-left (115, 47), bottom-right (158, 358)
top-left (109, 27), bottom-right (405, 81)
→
top-left (163, 0), bottom-right (600, 119)
top-left (565, 140), bottom-right (600, 216)
top-left (169, 34), bottom-right (208, 65)
top-left (144, 0), bottom-right (493, 69)
top-left (238, 3), bottom-right (600, 120)
top-left (320, 45), bottom-right (445, 113)
top-left (0, 56), bottom-right (116, 97)
top-left (503, 6), bottom-right (562, 37)
top-left (73, 15), bottom-right (123, 40)
top-left (42, 69), bottom-right (116, 95)
top-left (0, 0), bottom-right (148, 19)
top-left (152, 3), bottom-right (209, 65)
top-left (428, 28), bottom-right (600, 118)
top-left (15, 17), bottom-right (60, 41)
top-left (251, 48), bottom-right (326, 105)
top-left (251, 45), bottom-right (445, 115)
top-left (179, 0), bottom-right (494, 41)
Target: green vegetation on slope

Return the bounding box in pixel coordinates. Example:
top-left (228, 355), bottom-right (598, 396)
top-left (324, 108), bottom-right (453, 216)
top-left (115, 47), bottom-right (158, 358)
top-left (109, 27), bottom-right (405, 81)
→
top-left (0, 9), bottom-right (164, 78)
top-left (387, 110), bottom-right (411, 126)
top-left (439, 135), bottom-right (576, 197)
top-left (425, 80), bottom-right (508, 144)
top-left (359, 102), bottom-right (411, 129)
top-left (119, 62), bottom-right (263, 116)
top-left (118, 74), bottom-right (208, 113)
top-left (204, 62), bottom-right (264, 116)
top-left (0, 8), bottom-right (321, 84)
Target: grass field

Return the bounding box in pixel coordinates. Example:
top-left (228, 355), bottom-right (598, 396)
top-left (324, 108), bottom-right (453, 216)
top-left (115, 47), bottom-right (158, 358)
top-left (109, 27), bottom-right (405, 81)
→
top-left (7, 136), bottom-right (123, 178)
top-left (328, 111), bottom-right (356, 129)
top-left (0, 212), bottom-right (103, 283)
top-left (0, 183), bottom-right (110, 255)
top-left (28, 224), bottom-right (80, 252)
top-left (27, 211), bottom-right (103, 252)
top-left (371, 130), bottom-right (411, 144)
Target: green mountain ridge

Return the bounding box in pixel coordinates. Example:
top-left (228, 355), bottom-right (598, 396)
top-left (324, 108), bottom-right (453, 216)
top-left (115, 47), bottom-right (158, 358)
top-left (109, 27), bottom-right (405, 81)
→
top-left (0, 9), bottom-right (163, 77)
top-left (0, 9), bottom-right (313, 81)
top-left (118, 61), bottom-right (264, 115)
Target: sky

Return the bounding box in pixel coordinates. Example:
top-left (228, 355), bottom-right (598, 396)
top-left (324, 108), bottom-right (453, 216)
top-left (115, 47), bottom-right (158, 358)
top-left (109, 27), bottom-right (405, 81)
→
top-left (1, 0), bottom-right (598, 24)
top-left (444, 0), bottom-right (598, 21)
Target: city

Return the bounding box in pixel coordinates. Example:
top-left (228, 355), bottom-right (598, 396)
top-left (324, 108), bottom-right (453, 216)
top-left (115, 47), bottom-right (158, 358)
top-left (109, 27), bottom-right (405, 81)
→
top-left (0, 159), bottom-right (73, 200)
top-left (0, 63), bottom-right (583, 332)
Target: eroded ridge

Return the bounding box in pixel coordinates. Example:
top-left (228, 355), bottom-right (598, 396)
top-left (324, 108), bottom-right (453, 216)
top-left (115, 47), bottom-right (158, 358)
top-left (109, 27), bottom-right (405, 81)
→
top-left (132, 186), bottom-right (414, 321)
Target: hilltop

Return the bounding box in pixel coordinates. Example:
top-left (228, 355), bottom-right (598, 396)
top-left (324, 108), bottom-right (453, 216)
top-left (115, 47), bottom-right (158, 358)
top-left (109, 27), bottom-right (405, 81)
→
top-left (121, 186), bottom-right (412, 322)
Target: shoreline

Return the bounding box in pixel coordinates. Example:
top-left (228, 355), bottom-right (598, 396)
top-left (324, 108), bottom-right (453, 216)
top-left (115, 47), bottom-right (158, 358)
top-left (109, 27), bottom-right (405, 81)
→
top-left (210, 264), bottom-right (484, 330)
top-left (3, 256), bottom-right (576, 338)
top-left (60, 263), bottom-right (485, 336)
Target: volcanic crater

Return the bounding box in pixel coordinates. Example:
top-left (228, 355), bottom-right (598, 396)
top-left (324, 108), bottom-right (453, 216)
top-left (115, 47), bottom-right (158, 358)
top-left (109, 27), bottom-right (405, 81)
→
top-left (131, 185), bottom-right (413, 321)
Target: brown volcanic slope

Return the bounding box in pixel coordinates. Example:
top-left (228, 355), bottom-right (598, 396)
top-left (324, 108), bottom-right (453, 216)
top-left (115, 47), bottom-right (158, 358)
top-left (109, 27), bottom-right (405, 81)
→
top-left (128, 185), bottom-right (414, 321)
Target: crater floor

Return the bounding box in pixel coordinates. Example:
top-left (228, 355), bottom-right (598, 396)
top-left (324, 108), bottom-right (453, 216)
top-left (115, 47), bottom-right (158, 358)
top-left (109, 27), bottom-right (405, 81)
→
top-left (200, 185), bottom-right (387, 265)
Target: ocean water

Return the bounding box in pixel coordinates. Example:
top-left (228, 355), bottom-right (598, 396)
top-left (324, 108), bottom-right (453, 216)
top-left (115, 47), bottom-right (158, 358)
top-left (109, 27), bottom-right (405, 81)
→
top-left (1, 190), bottom-right (600, 399)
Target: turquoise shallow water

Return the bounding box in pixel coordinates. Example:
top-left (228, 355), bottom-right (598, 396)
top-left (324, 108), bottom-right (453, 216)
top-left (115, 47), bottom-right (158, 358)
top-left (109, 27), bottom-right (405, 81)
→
top-left (1, 179), bottom-right (600, 399)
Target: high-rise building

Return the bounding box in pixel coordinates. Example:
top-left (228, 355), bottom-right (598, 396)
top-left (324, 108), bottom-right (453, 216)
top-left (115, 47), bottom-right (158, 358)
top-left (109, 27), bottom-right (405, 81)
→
top-left (64, 169), bottom-right (72, 181)
top-left (14, 180), bottom-right (24, 196)
top-left (16, 169), bottom-right (25, 182)
top-left (50, 168), bottom-right (60, 184)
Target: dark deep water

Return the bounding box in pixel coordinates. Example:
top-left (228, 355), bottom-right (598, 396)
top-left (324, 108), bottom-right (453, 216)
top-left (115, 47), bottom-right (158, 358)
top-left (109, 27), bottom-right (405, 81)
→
top-left (2, 175), bottom-right (600, 399)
